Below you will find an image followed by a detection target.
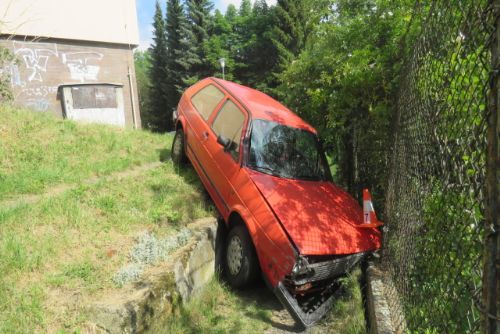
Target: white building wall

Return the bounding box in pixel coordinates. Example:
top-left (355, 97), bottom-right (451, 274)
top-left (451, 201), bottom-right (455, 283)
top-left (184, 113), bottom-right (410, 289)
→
top-left (0, 0), bottom-right (139, 46)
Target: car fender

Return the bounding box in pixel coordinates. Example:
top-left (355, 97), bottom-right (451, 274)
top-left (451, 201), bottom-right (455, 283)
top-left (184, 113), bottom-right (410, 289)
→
top-left (175, 114), bottom-right (186, 132)
top-left (227, 204), bottom-right (295, 287)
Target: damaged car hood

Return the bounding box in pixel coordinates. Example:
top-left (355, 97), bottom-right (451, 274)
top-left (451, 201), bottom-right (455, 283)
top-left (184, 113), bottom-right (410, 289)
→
top-left (248, 170), bottom-right (382, 255)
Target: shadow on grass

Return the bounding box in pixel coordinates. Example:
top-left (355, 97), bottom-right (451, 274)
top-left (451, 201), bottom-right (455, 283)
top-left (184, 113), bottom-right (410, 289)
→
top-left (157, 148), bottom-right (171, 162)
top-left (171, 163), bottom-right (214, 207)
top-left (231, 279), bottom-right (305, 333)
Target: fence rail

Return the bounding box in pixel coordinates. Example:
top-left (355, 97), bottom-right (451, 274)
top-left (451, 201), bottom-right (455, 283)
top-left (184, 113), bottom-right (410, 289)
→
top-left (382, 0), bottom-right (498, 332)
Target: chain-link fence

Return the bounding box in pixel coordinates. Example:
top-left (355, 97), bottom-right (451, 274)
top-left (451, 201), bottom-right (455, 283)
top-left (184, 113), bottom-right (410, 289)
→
top-left (382, 0), bottom-right (498, 332)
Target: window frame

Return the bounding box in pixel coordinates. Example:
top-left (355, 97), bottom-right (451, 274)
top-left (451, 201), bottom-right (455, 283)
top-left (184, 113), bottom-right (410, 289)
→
top-left (210, 97), bottom-right (249, 162)
top-left (190, 84), bottom-right (226, 121)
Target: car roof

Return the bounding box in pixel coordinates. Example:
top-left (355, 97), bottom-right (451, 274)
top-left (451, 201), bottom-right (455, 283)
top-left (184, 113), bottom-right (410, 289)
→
top-left (206, 77), bottom-right (317, 134)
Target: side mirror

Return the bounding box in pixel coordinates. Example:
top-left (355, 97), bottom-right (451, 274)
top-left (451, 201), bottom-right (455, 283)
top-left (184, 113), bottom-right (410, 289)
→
top-left (217, 135), bottom-right (231, 151)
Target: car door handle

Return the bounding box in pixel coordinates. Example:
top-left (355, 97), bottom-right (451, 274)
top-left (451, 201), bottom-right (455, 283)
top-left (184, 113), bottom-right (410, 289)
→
top-left (202, 131), bottom-right (209, 142)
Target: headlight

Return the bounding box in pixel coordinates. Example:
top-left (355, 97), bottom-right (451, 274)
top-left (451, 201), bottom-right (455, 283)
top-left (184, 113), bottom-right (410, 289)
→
top-left (291, 256), bottom-right (311, 276)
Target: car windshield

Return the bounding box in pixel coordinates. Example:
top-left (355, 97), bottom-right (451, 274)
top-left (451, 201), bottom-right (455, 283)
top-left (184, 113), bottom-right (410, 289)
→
top-left (247, 119), bottom-right (331, 181)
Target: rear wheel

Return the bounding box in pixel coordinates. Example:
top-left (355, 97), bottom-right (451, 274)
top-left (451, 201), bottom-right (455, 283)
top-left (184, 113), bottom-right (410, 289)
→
top-left (224, 225), bottom-right (259, 288)
top-left (171, 128), bottom-right (187, 166)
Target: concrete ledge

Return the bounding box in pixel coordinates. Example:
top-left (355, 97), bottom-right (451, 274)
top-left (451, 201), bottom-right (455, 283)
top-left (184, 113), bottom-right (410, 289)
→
top-left (87, 218), bottom-right (218, 334)
top-left (366, 263), bottom-right (407, 334)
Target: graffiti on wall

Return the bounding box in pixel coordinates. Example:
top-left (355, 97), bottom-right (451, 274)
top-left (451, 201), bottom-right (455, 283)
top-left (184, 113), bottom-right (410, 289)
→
top-left (10, 41), bottom-right (105, 84)
top-left (62, 52), bottom-right (104, 82)
top-left (25, 98), bottom-right (50, 112)
top-left (13, 41), bottom-right (59, 82)
top-left (1, 41), bottom-right (105, 112)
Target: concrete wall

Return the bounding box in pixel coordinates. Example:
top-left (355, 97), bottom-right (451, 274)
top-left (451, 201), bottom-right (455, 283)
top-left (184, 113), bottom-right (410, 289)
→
top-left (0, 0), bottom-right (139, 45)
top-left (0, 38), bottom-right (141, 128)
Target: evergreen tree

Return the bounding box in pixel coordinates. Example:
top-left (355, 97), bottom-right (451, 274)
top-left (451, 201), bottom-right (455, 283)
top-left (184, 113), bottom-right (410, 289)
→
top-left (225, 4), bottom-right (238, 23)
top-left (148, 1), bottom-right (169, 132)
top-left (206, 9), bottom-right (235, 80)
top-left (164, 0), bottom-right (188, 130)
top-left (185, 0), bottom-right (214, 83)
top-left (271, 0), bottom-right (309, 74)
top-left (246, 0), bottom-right (275, 91)
top-left (134, 51), bottom-right (152, 128)
top-left (232, 0), bottom-right (253, 82)
top-left (239, 0), bottom-right (252, 17)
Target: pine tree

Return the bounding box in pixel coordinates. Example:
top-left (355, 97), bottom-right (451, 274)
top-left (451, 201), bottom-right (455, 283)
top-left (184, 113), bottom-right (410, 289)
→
top-left (247, 0), bottom-right (275, 91)
top-left (149, 1), bottom-right (169, 132)
top-left (225, 4), bottom-right (237, 23)
top-left (185, 0), bottom-right (214, 83)
top-left (271, 0), bottom-right (309, 74)
top-left (164, 0), bottom-right (188, 130)
top-left (239, 0), bottom-right (252, 17)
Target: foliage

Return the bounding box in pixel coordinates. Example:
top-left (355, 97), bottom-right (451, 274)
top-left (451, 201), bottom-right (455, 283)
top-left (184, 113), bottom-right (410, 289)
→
top-left (0, 45), bottom-right (15, 102)
top-left (278, 0), bottom-right (413, 199)
top-left (270, 0), bottom-right (309, 74)
top-left (134, 50), bottom-right (152, 128)
top-left (165, 0), bottom-right (190, 130)
top-left (185, 0), bottom-right (214, 84)
top-left (148, 1), bottom-right (170, 132)
top-left (407, 183), bottom-right (483, 333)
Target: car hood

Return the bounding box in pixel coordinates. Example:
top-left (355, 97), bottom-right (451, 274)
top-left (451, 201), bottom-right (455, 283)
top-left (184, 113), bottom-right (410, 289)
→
top-left (247, 170), bottom-right (382, 255)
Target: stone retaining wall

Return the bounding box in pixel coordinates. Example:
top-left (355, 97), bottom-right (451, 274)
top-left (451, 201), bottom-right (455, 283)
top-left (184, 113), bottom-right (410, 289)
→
top-left (87, 218), bottom-right (218, 334)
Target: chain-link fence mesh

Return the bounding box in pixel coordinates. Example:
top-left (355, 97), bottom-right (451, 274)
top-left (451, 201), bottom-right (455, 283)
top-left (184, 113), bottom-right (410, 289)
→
top-left (382, 0), bottom-right (497, 332)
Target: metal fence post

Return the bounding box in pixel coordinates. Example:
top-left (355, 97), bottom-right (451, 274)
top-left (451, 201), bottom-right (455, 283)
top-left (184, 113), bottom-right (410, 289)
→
top-left (485, 1), bottom-right (500, 332)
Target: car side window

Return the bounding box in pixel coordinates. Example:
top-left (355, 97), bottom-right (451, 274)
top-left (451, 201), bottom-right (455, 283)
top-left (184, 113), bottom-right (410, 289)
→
top-left (191, 84), bottom-right (225, 121)
top-left (211, 100), bottom-right (245, 161)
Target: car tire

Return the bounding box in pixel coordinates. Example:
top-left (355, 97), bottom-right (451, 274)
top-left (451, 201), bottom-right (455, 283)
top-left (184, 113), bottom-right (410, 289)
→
top-left (224, 224), bottom-right (259, 288)
top-left (171, 128), bottom-right (187, 166)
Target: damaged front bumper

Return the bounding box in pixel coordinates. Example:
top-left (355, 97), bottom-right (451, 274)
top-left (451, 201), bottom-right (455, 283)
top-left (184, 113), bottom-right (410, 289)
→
top-left (273, 251), bottom-right (370, 328)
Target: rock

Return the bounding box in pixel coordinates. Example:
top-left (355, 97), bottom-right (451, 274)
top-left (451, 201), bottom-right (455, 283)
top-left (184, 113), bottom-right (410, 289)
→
top-left (88, 218), bottom-right (218, 334)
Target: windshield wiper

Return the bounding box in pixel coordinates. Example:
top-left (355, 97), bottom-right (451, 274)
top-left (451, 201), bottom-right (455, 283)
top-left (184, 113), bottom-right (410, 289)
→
top-left (248, 164), bottom-right (281, 177)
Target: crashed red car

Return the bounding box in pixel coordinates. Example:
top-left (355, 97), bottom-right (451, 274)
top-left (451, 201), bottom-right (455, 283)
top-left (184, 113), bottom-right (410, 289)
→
top-left (171, 78), bottom-right (382, 327)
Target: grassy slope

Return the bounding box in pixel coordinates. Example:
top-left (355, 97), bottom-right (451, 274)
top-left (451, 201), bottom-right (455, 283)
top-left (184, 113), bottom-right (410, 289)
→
top-left (0, 106), bottom-right (213, 333)
top-left (0, 105), bottom-right (167, 199)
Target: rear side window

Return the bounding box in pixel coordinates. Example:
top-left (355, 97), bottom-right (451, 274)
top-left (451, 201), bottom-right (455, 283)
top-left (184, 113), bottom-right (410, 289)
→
top-left (212, 100), bottom-right (245, 160)
top-left (191, 84), bottom-right (225, 120)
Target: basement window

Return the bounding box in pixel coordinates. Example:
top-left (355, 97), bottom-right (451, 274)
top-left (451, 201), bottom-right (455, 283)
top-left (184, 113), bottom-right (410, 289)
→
top-left (71, 86), bottom-right (117, 109)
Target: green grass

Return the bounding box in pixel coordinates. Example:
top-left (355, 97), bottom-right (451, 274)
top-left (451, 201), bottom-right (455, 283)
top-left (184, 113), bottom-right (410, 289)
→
top-left (157, 269), bottom-right (366, 334)
top-left (323, 268), bottom-right (366, 333)
top-left (0, 105), bottom-right (213, 333)
top-left (0, 105), bottom-right (167, 199)
top-left (0, 163), bottom-right (213, 333)
top-left (154, 279), bottom-right (273, 334)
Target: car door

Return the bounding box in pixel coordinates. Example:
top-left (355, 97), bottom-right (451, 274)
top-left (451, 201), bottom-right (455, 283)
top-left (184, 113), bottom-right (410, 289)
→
top-left (183, 83), bottom-right (229, 213)
top-left (203, 98), bottom-right (248, 207)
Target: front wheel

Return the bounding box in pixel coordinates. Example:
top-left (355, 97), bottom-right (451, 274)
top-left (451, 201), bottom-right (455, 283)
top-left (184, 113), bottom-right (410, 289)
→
top-left (171, 128), bottom-right (187, 166)
top-left (224, 225), bottom-right (259, 288)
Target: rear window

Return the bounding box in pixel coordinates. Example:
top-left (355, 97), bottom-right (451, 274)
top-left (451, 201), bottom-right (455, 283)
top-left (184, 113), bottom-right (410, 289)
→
top-left (191, 84), bottom-right (225, 121)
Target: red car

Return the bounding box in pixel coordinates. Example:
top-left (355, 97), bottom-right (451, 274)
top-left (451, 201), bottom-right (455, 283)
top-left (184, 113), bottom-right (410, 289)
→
top-left (171, 78), bottom-right (382, 327)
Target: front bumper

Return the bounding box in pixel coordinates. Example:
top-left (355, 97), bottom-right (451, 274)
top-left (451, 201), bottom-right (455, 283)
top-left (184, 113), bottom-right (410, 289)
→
top-left (273, 252), bottom-right (369, 328)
